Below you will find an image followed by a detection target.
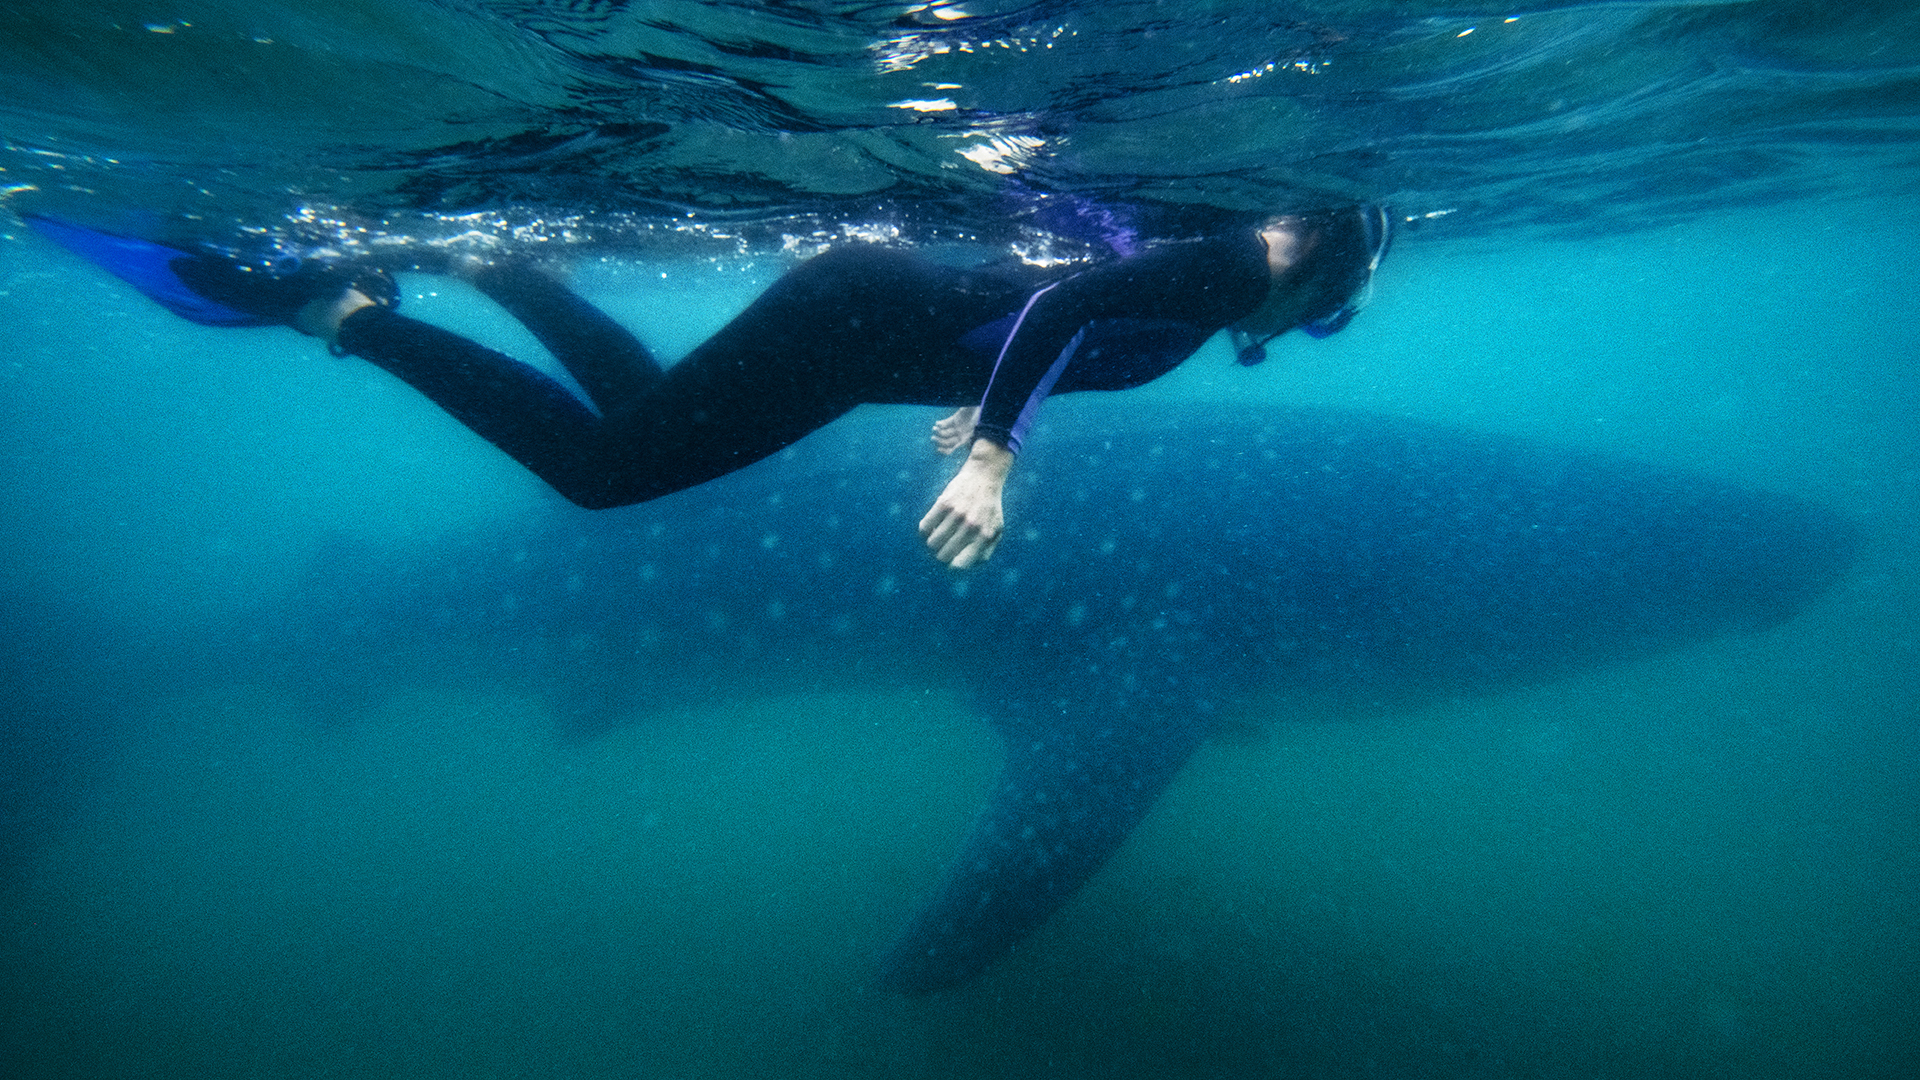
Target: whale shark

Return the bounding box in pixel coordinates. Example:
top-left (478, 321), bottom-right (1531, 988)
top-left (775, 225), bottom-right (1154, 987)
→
top-left (272, 402), bottom-right (1857, 993)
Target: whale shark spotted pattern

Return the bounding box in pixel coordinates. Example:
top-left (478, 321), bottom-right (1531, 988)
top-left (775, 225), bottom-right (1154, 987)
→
top-left (277, 404), bottom-right (1857, 992)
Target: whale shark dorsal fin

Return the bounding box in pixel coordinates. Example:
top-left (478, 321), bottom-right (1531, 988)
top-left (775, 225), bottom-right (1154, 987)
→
top-left (878, 697), bottom-right (1212, 994)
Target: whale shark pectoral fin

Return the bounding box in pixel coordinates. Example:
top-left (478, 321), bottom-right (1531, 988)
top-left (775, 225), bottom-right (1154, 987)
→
top-left (877, 701), bottom-right (1212, 994)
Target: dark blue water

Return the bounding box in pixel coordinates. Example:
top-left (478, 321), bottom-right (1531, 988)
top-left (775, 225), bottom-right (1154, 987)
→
top-left (3, 3), bottom-right (1918, 1078)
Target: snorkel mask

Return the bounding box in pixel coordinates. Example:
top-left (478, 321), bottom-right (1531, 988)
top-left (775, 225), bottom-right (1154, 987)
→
top-left (1233, 203), bottom-right (1393, 364)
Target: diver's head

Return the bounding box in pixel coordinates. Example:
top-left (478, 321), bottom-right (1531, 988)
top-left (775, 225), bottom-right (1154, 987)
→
top-left (1231, 204), bottom-right (1393, 364)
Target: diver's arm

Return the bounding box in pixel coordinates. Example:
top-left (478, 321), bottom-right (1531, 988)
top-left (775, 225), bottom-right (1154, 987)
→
top-left (923, 232), bottom-right (1267, 566)
top-left (919, 437), bottom-right (1014, 569)
top-left (971, 232), bottom-right (1270, 448)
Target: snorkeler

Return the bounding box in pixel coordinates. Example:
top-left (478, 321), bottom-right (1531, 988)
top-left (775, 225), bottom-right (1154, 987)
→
top-left (27, 206), bottom-right (1390, 568)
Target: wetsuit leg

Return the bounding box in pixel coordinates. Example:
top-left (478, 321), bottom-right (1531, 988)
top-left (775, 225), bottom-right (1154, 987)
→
top-left (566, 245), bottom-right (1001, 505)
top-left (465, 261), bottom-right (661, 406)
top-left (335, 246), bottom-right (1007, 509)
top-left (336, 307), bottom-right (616, 500)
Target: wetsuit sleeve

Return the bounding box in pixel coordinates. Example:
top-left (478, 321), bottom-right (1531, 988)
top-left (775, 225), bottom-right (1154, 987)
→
top-left (972, 231), bottom-right (1271, 451)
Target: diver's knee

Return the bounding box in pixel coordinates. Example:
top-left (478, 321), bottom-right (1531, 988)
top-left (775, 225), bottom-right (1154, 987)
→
top-left (557, 484), bottom-right (641, 511)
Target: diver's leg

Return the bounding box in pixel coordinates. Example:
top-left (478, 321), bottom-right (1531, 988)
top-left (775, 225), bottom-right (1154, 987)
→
top-left (335, 306), bottom-right (622, 504)
top-left (333, 301), bottom-right (864, 509)
top-left (576, 333), bottom-right (860, 504)
top-left (570, 245), bottom-right (996, 505)
top-left (465, 261), bottom-right (662, 408)
top-left (335, 245), bottom-right (992, 509)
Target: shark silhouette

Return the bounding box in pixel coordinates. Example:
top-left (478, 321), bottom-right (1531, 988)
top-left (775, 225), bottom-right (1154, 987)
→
top-left (276, 403), bottom-right (1856, 993)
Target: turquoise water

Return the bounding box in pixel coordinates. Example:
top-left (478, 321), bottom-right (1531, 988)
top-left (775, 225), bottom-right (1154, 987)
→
top-left (4, 196), bottom-right (1914, 1080)
top-left (4, 2), bottom-right (1920, 1077)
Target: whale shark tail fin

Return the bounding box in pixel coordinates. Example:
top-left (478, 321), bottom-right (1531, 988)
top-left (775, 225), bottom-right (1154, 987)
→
top-left (877, 697), bottom-right (1212, 994)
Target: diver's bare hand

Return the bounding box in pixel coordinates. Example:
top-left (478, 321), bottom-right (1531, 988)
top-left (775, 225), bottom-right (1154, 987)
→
top-left (919, 437), bottom-right (1013, 569)
top-left (930, 406), bottom-right (979, 455)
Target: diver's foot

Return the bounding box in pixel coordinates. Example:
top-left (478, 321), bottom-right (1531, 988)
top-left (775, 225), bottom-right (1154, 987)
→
top-left (293, 287), bottom-right (379, 342)
top-left (170, 256), bottom-right (397, 330)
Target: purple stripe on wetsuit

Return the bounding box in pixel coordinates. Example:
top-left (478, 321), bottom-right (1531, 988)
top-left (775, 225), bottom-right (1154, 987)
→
top-left (999, 324), bottom-right (1086, 454)
top-left (963, 232), bottom-right (1275, 455)
top-left (976, 278), bottom-right (1081, 454)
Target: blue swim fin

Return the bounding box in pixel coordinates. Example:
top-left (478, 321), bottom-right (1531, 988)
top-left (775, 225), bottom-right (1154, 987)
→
top-left (24, 214), bottom-right (274, 327)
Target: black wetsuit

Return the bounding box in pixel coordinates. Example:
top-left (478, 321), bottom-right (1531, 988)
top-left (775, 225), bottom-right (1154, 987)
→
top-left (335, 233), bottom-right (1272, 509)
